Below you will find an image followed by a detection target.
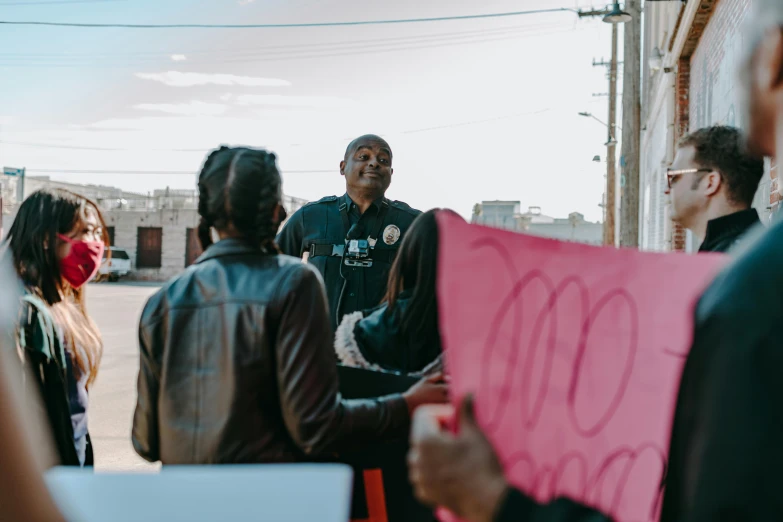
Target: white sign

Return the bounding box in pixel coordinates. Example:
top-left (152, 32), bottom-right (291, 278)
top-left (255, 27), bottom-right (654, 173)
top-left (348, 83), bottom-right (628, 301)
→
top-left (46, 464), bottom-right (353, 522)
top-left (2, 167), bottom-right (24, 177)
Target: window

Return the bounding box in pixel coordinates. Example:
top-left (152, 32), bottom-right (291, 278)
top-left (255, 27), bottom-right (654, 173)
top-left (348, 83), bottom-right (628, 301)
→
top-left (106, 226), bottom-right (115, 246)
top-left (136, 227), bottom-right (162, 268)
top-left (111, 249), bottom-right (130, 260)
top-left (185, 228), bottom-right (203, 267)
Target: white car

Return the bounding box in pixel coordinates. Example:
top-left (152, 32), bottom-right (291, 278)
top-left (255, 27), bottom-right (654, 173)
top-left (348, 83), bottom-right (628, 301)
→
top-left (99, 247), bottom-right (132, 282)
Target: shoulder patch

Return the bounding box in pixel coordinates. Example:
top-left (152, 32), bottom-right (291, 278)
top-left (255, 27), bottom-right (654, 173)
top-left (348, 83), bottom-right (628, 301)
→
top-left (390, 200), bottom-right (422, 217)
top-left (303, 195), bottom-right (339, 207)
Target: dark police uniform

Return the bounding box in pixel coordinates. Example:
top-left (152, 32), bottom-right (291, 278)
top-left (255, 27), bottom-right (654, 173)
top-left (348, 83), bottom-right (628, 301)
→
top-left (277, 193), bottom-right (421, 328)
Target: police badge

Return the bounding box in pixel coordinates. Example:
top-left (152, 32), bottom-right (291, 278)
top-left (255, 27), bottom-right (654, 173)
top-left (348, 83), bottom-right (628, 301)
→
top-left (383, 225), bottom-right (401, 245)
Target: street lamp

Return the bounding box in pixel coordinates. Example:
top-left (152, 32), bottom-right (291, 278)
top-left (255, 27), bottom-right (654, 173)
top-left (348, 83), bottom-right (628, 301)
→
top-left (578, 111), bottom-right (621, 145)
top-left (602, 2), bottom-right (632, 24)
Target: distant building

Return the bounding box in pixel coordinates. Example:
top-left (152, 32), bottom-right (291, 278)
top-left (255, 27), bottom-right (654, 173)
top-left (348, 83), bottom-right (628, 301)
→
top-left (471, 201), bottom-right (603, 246)
top-left (0, 177), bottom-right (308, 281)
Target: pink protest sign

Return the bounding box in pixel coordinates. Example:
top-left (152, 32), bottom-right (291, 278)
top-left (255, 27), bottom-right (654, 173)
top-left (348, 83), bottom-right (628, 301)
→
top-left (436, 213), bottom-right (726, 522)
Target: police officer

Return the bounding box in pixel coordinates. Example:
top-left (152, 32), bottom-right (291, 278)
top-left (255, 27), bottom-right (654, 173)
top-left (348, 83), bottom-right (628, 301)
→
top-left (277, 134), bottom-right (421, 328)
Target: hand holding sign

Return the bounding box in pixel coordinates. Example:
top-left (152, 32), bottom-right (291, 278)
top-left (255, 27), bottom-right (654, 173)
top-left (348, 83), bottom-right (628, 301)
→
top-left (409, 398), bottom-right (508, 522)
top-left (436, 214), bottom-right (725, 522)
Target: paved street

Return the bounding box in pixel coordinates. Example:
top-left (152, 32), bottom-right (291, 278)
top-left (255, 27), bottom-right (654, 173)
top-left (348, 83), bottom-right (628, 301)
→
top-left (86, 282), bottom-right (161, 473)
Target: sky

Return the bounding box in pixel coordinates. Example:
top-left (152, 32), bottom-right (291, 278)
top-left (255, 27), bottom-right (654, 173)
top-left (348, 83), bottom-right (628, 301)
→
top-left (0, 0), bottom-right (620, 222)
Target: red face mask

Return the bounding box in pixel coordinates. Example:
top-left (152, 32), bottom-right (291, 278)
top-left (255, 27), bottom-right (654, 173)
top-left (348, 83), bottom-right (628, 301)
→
top-left (57, 234), bottom-right (105, 289)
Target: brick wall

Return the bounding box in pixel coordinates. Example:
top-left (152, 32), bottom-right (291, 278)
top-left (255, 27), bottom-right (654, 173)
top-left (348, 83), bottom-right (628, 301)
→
top-left (769, 160), bottom-right (780, 217)
top-left (688, 0), bottom-right (772, 222)
top-left (672, 57), bottom-right (691, 252)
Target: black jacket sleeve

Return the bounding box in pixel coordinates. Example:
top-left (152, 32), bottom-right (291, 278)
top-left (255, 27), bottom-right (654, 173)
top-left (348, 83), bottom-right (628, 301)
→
top-left (273, 263), bottom-right (410, 455)
top-left (495, 489), bottom-right (612, 522)
top-left (276, 208), bottom-right (305, 258)
top-left (132, 298), bottom-right (162, 462)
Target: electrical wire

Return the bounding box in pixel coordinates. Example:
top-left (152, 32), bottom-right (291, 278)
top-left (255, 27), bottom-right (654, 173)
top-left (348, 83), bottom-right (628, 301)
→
top-left (0, 0), bottom-right (124, 5)
top-left (0, 7), bottom-right (576, 30)
top-left (1, 108), bottom-right (554, 155)
top-left (0, 26), bottom-right (588, 68)
top-left (0, 23), bottom-right (561, 59)
top-left (24, 168), bottom-right (334, 175)
top-left (0, 20), bottom-right (567, 58)
top-left (0, 140), bottom-right (206, 152)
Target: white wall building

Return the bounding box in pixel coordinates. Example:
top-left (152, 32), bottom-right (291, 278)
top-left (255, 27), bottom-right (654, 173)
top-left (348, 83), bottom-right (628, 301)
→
top-left (1, 177), bottom-right (308, 281)
top-left (472, 202), bottom-right (603, 246)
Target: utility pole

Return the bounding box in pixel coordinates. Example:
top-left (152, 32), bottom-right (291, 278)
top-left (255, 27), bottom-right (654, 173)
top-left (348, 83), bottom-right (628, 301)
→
top-left (619, 0), bottom-right (641, 248)
top-left (592, 27), bottom-right (620, 247)
top-left (579, 6), bottom-right (620, 247)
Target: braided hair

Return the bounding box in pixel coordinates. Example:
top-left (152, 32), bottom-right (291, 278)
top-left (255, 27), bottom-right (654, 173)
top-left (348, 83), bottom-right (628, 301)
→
top-left (197, 146), bottom-right (285, 253)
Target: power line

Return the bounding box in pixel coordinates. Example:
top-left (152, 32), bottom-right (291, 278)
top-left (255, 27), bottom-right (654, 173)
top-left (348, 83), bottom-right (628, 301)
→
top-left (402, 108), bottom-right (551, 134)
top-left (0, 8), bottom-right (576, 30)
top-left (2, 109), bottom-right (554, 154)
top-left (0, 140), bottom-right (206, 152)
top-left (25, 169), bottom-right (337, 176)
top-left (0, 0), bottom-right (124, 5)
top-left (0, 25), bottom-right (587, 68)
top-left (25, 168), bottom-right (334, 175)
top-left (0, 21), bottom-right (563, 57)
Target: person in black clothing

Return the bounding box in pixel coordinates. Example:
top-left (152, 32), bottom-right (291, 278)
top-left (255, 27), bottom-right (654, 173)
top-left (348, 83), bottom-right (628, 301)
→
top-left (409, 2), bottom-right (783, 520)
top-left (276, 134), bottom-right (421, 328)
top-left (334, 209), bottom-right (461, 377)
top-left (665, 126), bottom-right (764, 253)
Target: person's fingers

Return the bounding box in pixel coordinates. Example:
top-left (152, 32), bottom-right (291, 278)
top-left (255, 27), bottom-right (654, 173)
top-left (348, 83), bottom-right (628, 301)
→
top-left (458, 394), bottom-right (480, 434)
top-left (426, 371), bottom-right (444, 383)
top-left (407, 446), bottom-right (438, 507)
top-left (410, 404), bottom-right (454, 444)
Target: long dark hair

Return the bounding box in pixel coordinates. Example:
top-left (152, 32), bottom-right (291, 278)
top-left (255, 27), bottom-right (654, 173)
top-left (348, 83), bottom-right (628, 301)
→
top-left (382, 209), bottom-right (461, 360)
top-left (197, 146), bottom-right (285, 252)
top-left (3, 188), bottom-right (108, 387)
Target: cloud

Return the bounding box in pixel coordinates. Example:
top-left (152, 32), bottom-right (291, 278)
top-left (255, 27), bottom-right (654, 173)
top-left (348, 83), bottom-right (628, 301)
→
top-left (170, 54), bottom-right (187, 62)
top-left (234, 94), bottom-right (353, 109)
top-left (135, 71), bottom-right (290, 88)
top-left (134, 101), bottom-right (227, 116)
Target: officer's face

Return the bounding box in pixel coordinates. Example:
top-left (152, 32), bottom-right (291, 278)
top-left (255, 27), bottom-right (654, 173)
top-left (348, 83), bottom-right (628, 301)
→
top-left (340, 139), bottom-right (393, 196)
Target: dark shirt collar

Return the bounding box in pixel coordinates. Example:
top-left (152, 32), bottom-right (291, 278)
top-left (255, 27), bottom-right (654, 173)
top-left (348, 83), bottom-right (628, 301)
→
top-left (699, 208), bottom-right (760, 252)
top-left (343, 193), bottom-right (386, 213)
top-left (195, 238), bottom-right (269, 264)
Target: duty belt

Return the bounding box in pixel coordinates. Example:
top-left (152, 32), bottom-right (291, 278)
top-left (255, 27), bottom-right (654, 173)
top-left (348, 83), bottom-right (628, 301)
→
top-left (308, 243), bottom-right (398, 264)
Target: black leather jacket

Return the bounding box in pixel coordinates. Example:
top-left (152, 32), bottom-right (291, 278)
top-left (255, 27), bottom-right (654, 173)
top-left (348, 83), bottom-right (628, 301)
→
top-left (132, 238), bottom-right (410, 464)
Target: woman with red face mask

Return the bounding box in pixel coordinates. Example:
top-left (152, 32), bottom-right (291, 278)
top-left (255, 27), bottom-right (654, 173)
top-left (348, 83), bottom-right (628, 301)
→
top-left (3, 188), bottom-right (108, 467)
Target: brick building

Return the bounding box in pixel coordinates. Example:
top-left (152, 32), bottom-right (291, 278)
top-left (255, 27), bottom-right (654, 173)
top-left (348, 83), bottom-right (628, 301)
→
top-left (639, 0), bottom-right (771, 252)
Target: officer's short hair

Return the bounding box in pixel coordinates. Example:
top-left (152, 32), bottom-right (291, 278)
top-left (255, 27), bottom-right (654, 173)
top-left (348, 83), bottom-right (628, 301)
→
top-left (678, 126), bottom-right (764, 207)
top-left (344, 134), bottom-right (392, 160)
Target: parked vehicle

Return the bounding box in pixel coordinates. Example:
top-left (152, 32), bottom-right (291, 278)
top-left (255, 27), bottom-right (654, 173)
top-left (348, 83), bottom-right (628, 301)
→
top-left (99, 247), bottom-right (132, 282)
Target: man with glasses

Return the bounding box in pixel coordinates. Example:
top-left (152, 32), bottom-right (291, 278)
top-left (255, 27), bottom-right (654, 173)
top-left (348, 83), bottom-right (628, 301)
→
top-left (665, 125), bottom-right (764, 253)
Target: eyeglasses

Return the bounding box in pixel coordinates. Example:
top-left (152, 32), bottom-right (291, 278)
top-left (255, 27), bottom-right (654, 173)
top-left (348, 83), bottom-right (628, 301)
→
top-left (666, 168), bottom-right (712, 189)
